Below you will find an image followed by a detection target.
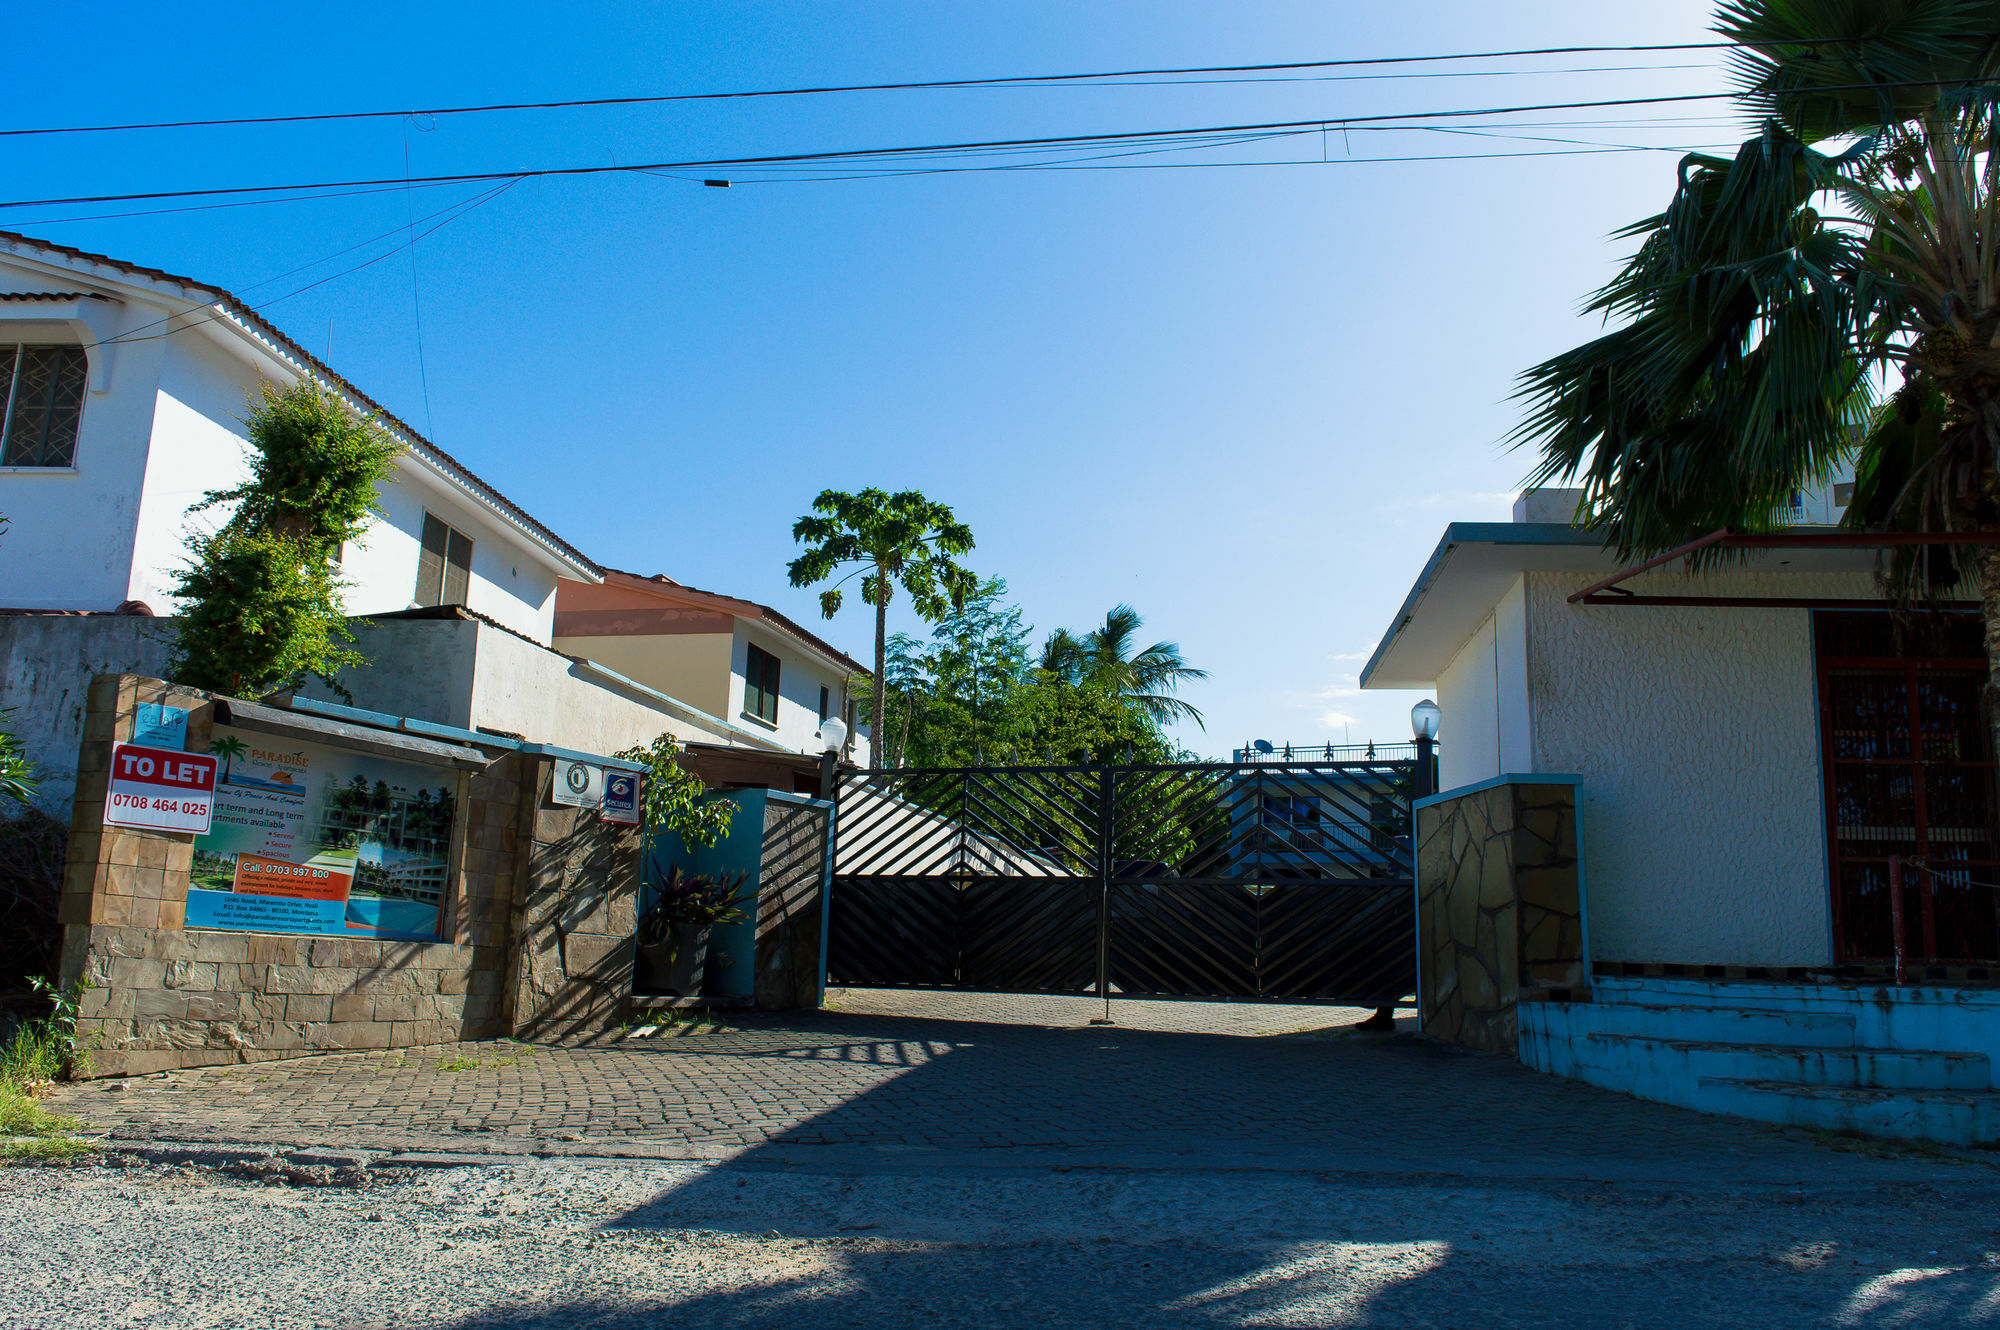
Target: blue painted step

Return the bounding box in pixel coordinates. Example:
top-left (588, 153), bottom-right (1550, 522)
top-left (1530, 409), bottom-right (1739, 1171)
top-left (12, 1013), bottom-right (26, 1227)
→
top-left (1589, 1034), bottom-right (1990, 1092)
top-left (1566, 1002), bottom-right (1857, 1048)
top-left (1698, 1078), bottom-right (2000, 1147)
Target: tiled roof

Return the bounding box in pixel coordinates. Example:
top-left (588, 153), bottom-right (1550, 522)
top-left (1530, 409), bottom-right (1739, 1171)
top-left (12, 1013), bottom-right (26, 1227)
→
top-left (0, 290), bottom-right (106, 302)
top-left (0, 230), bottom-right (599, 578)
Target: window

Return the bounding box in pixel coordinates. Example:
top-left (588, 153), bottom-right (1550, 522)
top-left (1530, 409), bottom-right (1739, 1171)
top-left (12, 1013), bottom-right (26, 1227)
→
top-left (1260, 795), bottom-right (1320, 827)
top-left (0, 344), bottom-right (88, 467)
top-left (819, 686), bottom-right (831, 722)
top-left (413, 513), bottom-right (473, 607)
top-left (745, 643), bottom-right (781, 724)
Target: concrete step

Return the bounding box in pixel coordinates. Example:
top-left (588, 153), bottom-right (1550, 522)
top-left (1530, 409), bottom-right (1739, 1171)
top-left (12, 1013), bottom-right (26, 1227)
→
top-left (1589, 1034), bottom-right (1991, 1092)
top-left (1567, 1002), bottom-right (1858, 1048)
top-left (1697, 1078), bottom-right (2000, 1148)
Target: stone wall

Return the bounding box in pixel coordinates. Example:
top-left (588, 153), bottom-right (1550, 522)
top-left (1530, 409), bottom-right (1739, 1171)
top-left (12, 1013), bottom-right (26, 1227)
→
top-left (752, 794), bottom-right (831, 1010)
top-left (1415, 778), bottom-right (1585, 1055)
top-left (56, 673), bottom-right (639, 1075)
top-left (505, 761), bottom-right (641, 1039)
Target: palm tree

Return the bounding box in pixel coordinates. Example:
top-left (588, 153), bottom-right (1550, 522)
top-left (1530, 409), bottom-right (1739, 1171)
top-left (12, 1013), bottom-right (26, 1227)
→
top-left (1042, 605), bottom-right (1207, 729)
top-left (1515, 2), bottom-right (2000, 715)
top-left (788, 489), bottom-right (978, 763)
top-left (209, 735), bottom-right (248, 783)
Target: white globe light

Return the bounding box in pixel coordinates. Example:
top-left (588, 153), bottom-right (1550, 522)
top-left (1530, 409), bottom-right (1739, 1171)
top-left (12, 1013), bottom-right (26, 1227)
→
top-left (818, 716), bottom-right (848, 754)
top-left (1410, 699), bottom-right (1441, 741)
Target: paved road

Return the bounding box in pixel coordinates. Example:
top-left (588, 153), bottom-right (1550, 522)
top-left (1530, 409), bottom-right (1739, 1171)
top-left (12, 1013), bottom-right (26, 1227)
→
top-left (17, 990), bottom-right (2000, 1328)
top-left (49, 989), bottom-right (1993, 1184)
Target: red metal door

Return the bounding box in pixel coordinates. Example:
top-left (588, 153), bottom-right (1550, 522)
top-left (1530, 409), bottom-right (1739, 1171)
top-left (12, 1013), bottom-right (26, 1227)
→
top-left (1815, 612), bottom-right (2000, 964)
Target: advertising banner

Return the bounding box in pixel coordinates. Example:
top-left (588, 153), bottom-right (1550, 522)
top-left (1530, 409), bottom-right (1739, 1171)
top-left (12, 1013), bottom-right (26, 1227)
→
top-left (186, 727), bottom-right (457, 940)
top-left (104, 743), bottom-right (217, 834)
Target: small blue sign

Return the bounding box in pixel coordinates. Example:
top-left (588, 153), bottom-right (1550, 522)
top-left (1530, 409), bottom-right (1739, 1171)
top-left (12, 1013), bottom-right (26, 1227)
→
top-left (132, 703), bottom-right (188, 750)
top-left (601, 771), bottom-right (640, 825)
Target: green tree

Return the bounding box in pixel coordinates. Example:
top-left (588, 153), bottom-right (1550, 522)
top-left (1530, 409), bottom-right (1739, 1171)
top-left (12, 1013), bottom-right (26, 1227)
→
top-left (169, 380), bottom-right (399, 697)
top-left (859, 577), bottom-right (1033, 767)
top-left (615, 733), bottom-right (737, 848)
top-left (787, 489), bottom-right (978, 763)
top-left (1514, 3), bottom-right (2000, 695)
top-left (1039, 605), bottom-right (1207, 730)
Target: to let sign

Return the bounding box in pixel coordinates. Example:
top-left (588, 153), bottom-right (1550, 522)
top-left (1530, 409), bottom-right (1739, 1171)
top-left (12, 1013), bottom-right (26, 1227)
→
top-left (104, 743), bottom-right (218, 834)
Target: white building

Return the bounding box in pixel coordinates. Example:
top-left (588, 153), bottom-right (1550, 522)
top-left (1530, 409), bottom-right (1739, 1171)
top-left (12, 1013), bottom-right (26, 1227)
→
top-left (1361, 488), bottom-right (2000, 1145)
top-left (0, 230), bottom-right (593, 643)
top-left (553, 570), bottom-right (872, 766)
top-left (0, 230), bottom-right (874, 803)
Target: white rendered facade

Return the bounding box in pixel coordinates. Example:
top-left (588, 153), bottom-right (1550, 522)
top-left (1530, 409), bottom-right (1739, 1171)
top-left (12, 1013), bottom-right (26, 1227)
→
top-left (0, 233), bottom-right (593, 643)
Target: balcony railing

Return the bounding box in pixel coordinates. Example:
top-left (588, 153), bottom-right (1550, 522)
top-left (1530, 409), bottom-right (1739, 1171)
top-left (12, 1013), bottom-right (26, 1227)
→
top-left (1230, 741), bottom-right (1425, 764)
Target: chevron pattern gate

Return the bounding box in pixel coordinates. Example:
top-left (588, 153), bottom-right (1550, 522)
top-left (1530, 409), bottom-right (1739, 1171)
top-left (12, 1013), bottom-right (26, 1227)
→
top-left (827, 760), bottom-right (1416, 1005)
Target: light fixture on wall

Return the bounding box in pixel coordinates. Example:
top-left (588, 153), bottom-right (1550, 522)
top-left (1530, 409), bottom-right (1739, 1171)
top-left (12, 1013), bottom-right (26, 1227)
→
top-left (1410, 699), bottom-right (1440, 801)
top-left (815, 717), bottom-right (848, 802)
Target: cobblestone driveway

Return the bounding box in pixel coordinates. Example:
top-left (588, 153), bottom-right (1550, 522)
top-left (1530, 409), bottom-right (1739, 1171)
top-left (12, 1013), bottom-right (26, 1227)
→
top-left (49, 989), bottom-right (1981, 1183)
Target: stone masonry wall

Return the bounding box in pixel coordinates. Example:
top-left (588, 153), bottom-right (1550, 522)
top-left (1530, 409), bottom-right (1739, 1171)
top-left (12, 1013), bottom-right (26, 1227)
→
top-left (505, 759), bottom-right (641, 1040)
top-left (55, 674), bottom-right (547, 1076)
top-left (1416, 780), bottom-right (1584, 1056)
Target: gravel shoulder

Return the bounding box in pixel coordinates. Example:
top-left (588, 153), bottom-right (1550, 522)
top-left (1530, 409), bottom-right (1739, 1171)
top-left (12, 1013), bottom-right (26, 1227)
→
top-left (4, 1150), bottom-right (1999, 1329)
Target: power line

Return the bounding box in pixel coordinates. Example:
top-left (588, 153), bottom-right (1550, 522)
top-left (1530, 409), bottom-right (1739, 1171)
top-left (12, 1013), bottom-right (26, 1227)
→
top-left (1, 76), bottom-right (1982, 212)
top-left (0, 39), bottom-right (1869, 141)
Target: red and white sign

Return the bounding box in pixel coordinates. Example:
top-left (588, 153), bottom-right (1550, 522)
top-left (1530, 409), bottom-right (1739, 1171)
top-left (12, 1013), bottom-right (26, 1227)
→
top-left (104, 743), bottom-right (217, 834)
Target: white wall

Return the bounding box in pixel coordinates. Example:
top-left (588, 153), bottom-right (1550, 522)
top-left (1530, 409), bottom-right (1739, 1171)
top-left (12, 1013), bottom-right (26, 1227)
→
top-left (349, 461), bottom-right (561, 644)
top-left (1524, 568), bottom-right (1869, 968)
top-left (0, 308), bottom-right (168, 611)
top-left (1434, 575), bottom-right (1531, 792)
top-left (1437, 618), bottom-right (1498, 793)
top-left (729, 620), bottom-right (857, 756)
top-left (0, 262), bottom-right (572, 642)
top-left (127, 332), bottom-right (258, 609)
top-left (468, 621), bottom-right (742, 753)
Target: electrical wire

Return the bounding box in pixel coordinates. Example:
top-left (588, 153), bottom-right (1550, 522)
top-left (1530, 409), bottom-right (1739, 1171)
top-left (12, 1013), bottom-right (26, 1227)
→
top-left (4, 76), bottom-right (1985, 213)
top-left (0, 41), bottom-right (1864, 141)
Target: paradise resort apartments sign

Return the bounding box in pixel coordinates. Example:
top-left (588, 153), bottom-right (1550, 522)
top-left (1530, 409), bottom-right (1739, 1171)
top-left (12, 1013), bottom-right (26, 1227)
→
top-left (104, 743), bottom-right (218, 834)
top-left (178, 727), bottom-right (462, 942)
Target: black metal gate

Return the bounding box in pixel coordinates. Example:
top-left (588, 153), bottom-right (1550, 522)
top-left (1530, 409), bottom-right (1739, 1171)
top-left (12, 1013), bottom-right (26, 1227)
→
top-left (827, 759), bottom-right (1415, 1004)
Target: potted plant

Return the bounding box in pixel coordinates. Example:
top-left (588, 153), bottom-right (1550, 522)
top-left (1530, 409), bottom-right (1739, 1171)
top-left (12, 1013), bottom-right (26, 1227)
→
top-left (636, 867), bottom-right (750, 997)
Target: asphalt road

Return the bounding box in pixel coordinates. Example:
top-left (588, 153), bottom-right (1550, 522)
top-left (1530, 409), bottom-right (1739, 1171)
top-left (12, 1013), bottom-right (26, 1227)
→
top-left (3, 1150), bottom-right (1998, 1329)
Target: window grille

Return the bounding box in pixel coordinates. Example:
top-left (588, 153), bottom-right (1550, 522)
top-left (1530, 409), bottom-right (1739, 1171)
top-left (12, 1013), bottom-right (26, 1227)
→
top-left (0, 344), bottom-right (88, 467)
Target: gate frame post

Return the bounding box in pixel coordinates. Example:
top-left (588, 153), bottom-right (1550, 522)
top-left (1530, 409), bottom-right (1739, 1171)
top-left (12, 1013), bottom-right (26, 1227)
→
top-left (1088, 764), bottom-right (1120, 1020)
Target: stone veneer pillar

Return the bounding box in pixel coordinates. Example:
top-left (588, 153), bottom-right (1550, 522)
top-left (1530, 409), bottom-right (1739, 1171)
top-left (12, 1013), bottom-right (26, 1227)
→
top-left (1413, 776), bottom-right (1586, 1055)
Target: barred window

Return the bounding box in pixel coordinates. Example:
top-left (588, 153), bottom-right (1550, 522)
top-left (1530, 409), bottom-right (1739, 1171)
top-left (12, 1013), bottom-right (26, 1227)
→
top-left (0, 345), bottom-right (88, 467)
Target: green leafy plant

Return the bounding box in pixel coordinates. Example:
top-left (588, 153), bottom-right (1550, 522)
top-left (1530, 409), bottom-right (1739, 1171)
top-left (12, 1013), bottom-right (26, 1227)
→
top-left (614, 734), bottom-right (736, 847)
top-left (788, 488), bottom-right (978, 764)
top-left (0, 976), bottom-right (94, 1157)
top-left (0, 709), bottom-right (36, 807)
top-left (636, 868), bottom-right (750, 944)
top-left (169, 380), bottom-right (400, 698)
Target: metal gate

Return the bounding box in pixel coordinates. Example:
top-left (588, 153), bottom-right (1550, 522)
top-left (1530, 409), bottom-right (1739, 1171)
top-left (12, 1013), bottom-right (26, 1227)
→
top-left (827, 758), bottom-right (1416, 1005)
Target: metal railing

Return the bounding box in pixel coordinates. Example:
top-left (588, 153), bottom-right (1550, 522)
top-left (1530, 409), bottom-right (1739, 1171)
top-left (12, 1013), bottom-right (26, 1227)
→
top-left (1231, 741), bottom-right (1425, 764)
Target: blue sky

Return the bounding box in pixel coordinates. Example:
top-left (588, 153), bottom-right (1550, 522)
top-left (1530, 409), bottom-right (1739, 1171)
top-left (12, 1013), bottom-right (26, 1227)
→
top-left (3, 1), bottom-right (1733, 755)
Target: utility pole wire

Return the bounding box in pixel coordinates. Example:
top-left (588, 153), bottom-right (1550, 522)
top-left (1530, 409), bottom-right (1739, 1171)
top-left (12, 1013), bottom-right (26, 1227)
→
top-left (2, 75), bottom-right (1987, 213)
top-left (0, 38), bottom-right (1878, 141)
